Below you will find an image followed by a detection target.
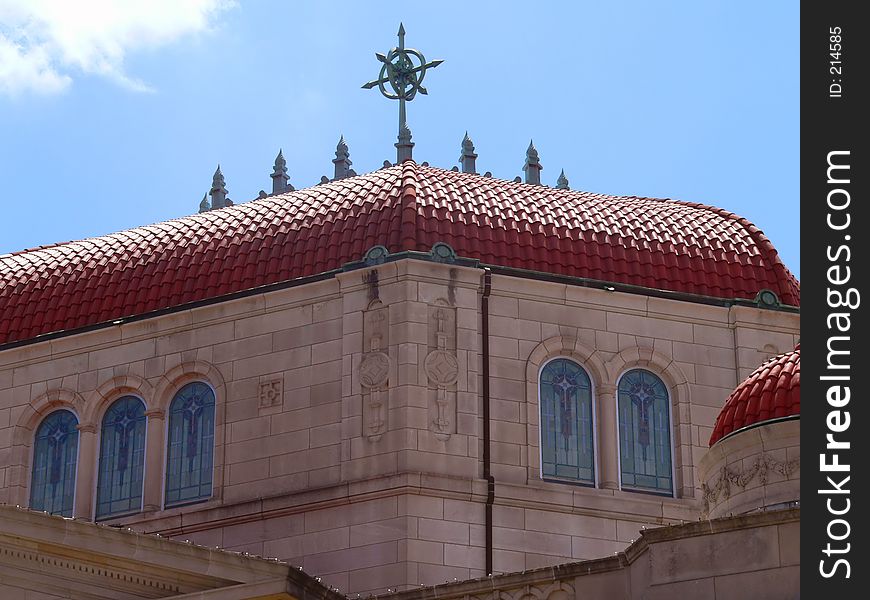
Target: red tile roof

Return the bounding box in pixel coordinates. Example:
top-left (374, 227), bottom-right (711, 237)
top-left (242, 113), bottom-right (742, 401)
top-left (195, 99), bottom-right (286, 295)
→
top-left (0, 162), bottom-right (800, 345)
top-left (709, 344), bottom-right (800, 446)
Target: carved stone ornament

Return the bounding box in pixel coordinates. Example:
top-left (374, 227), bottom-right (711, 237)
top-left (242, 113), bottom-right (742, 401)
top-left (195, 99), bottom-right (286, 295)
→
top-left (359, 351), bottom-right (391, 389)
top-left (701, 453), bottom-right (800, 516)
top-left (258, 378), bottom-right (283, 409)
top-left (361, 302), bottom-right (391, 442)
top-left (470, 581), bottom-right (575, 600)
top-left (424, 349), bottom-right (459, 386)
top-left (425, 305), bottom-right (459, 439)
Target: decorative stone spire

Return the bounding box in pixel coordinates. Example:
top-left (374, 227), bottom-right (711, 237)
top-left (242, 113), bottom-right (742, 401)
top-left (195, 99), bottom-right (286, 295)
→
top-left (395, 125), bottom-right (414, 163)
top-left (210, 165), bottom-right (229, 209)
top-left (271, 149), bottom-right (292, 194)
top-left (459, 132), bottom-right (477, 174)
top-left (333, 136), bottom-right (353, 180)
top-left (523, 140), bottom-right (543, 185)
top-left (198, 193), bottom-right (210, 213)
top-left (556, 169), bottom-right (569, 190)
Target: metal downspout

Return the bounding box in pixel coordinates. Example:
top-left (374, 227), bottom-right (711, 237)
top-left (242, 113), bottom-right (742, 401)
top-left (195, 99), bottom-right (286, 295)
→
top-left (481, 268), bottom-right (494, 576)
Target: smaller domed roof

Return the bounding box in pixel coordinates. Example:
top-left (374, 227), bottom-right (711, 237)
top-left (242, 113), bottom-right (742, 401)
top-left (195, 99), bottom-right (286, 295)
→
top-left (709, 344), bottom-right (800, 446)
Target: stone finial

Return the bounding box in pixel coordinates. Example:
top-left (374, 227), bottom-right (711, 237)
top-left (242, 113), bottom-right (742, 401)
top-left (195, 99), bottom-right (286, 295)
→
top-left (523, 140), bottom-right (542, 185)
top-left (459, 132), bottom-right (477, 174)
top-left (333, 136), bottom-right (353, 180)
top-left (210, 165), bottom-right (229, 209)
top-left (556, 169), bottom-right (569, 190)
top-left (396, 125), bottom-right (414, 163)
top-left (271, 149), bottom-right (291, 194)
top-left (198, 193), bottom-right (210, 213)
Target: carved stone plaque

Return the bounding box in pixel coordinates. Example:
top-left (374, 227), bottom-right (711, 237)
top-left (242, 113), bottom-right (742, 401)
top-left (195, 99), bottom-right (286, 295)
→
top-left (258, 378), bottom-right (283, 409)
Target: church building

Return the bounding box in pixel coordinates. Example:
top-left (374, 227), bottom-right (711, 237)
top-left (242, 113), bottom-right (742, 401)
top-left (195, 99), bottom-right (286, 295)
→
top-left (0, 27), bottom-right (799, 600)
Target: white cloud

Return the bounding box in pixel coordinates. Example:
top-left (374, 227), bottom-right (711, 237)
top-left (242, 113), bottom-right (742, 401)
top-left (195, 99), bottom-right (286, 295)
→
top-left (0, 0), bottom-right (233, 96)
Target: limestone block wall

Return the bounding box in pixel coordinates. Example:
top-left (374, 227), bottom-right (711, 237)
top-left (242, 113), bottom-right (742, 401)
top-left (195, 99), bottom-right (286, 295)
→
top-left (0, 257), bottom-right (799, 595)
top-left (0, 277), bottom-right (346, 516)
top-left (480, 274), bottom-right (797, 574)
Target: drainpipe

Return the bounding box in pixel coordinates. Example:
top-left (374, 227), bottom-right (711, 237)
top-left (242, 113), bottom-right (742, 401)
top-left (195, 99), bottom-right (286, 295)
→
top-left (481, 268), bottom-right (494, 576)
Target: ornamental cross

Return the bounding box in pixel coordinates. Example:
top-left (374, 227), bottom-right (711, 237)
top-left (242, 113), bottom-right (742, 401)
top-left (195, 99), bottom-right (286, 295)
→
top-left (362, 23), bottom-right (443, 162)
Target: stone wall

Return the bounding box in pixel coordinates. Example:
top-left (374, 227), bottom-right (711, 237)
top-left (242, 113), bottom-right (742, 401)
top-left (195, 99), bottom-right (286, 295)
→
top-left (381, 508), bottom-right (800, 600)
top-left (0, 258), bottom-right (800, 595)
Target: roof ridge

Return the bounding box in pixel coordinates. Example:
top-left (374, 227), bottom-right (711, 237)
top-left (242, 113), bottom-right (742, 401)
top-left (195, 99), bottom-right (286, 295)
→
top-left (399, 160), bottom-right (420, 252)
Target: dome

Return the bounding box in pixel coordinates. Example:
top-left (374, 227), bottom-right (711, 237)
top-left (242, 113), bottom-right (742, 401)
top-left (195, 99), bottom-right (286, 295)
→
top-left (709, 344), bottom-right (800, 446)
top-left (0, 162), bottom-right (800, 345)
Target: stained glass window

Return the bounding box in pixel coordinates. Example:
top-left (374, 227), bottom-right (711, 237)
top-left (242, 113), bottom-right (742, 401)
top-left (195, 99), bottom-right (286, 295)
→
top-left (96, 396), bottom-right (146, 519)
top-left (165, 382), bottom-right (215, 507)
top-left (618, 369), bottom-right (673, 494)
top-left (540, 358), bottom-right (594, 483)
top-left (30, 410), bottom-right (79, 516)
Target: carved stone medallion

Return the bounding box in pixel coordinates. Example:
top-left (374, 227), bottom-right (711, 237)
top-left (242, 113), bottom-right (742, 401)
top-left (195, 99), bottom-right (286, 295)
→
top-left (424, 349), bottom-right (459, 386)
top-left (359, 351), bottom-right (390, 389)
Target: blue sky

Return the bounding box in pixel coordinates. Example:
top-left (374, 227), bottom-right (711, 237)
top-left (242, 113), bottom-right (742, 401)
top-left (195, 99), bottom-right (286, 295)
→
top-left (0, 1), bottom-right (799, 279)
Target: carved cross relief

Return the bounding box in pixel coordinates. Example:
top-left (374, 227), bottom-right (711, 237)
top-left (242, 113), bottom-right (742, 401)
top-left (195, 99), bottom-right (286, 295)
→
top-left (424, 304), bottom-right (459, 440)
top-left (360, 304), bottom-right (391, 441)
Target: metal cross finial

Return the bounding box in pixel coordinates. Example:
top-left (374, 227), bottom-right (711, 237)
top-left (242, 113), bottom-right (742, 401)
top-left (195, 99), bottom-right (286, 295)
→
top-left (362, 23), bottom-right (443, 162)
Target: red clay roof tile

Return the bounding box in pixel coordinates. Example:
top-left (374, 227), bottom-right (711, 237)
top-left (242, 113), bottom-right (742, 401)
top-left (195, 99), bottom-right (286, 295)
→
top-left (709, 344), bottom-right (800, 446)
top-left (1, 162), bottom-right (799, 345)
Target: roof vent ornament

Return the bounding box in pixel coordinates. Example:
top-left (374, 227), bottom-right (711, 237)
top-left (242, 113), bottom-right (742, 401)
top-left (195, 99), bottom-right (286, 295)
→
top-left (755, 289), bottom-right (780, 309)
top-left (362, 23), bottom-right (443, 164)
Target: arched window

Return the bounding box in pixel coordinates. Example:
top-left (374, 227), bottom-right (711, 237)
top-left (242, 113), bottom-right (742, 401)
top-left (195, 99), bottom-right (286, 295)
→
top-left (539, 358), bottom-right (595, 484)
top-left (165, 382), bottom-right (215, 507)
top-left (96, 396), bottom-right (147, 519)
top-left (30, 410), bottom-right (79, 516)
top-left (618, 369), bottom-right (673, 494)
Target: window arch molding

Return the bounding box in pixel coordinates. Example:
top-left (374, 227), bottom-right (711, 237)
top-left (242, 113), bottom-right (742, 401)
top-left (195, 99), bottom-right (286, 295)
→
top-left (13, 389), bottom-right (85, 509)
top-left (525, 336), bottom-right (607, 484)
top-left (604, 347), bottom-right (692, 496)
top-left (83, 374), bottom-right (155, 425)
top-left (152, 361), bottom-right (226, 507)
top-left (152, 361), bottom-right (226, 414)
